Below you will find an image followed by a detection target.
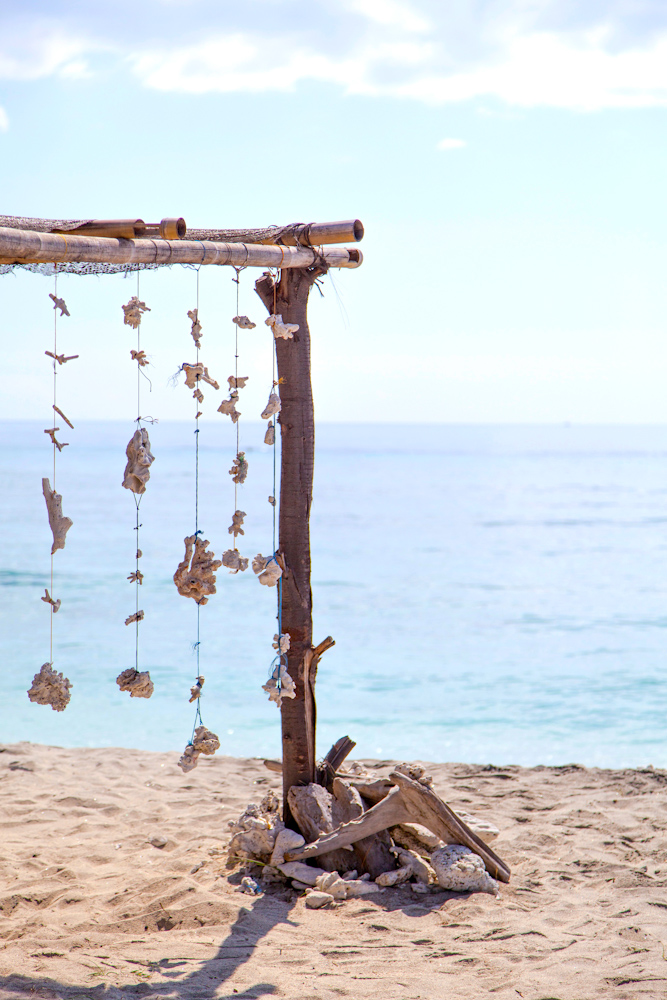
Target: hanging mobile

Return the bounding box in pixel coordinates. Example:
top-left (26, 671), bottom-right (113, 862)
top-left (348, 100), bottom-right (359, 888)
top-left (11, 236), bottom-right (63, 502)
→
top-left (175, 268), bottom-right (221, 772)
top-left (116, 284), bottom-right (155, 698)
top-left (28, 273), bottom-right (76, 712)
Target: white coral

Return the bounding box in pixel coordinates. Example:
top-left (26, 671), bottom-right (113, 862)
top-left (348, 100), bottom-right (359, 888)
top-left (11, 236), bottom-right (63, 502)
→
top-left (252, 553), bottom-right (282, 586)
top-left (177, 725), bottom-right (220, 773)
top-left (228, 510), bottom-right (246, 537)
top-left (122, 296), bottom-right (150, 328)
top-left (221, 548), bottom-right (249, 574)
top-left (188, 308), bottom-right (202, 349)
top-left (266, 314), bottom-right (299, 340)
top-left (116, 668), bottom-right (154, 699)
top-left (430, 845), bottom-right (499, 895)
top-left (260, 392), bottom-right (281, 420)
top-left (264, 422), bottom-right (275, 445)
top-left (218, 391), bottom-right (241, 423)
top-left (27, 662), bottom-right (72, 712)
top-left (233, 315), bottom-right (256, 329)
top-left (262, 664), bottom-right (296, 708)
top-left (272, 633), bottom-right (290, 653)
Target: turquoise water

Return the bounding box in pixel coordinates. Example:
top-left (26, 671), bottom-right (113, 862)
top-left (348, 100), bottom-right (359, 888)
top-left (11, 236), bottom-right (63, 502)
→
top-left (2, 420), bottom-right (667, 768)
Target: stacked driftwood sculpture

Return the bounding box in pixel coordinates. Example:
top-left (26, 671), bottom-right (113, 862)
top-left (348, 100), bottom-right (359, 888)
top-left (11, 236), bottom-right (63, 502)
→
top-left (227, 748), bottom-right (510, 906)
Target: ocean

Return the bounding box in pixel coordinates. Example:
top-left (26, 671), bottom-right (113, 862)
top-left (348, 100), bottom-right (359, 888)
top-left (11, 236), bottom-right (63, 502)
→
top-left (2, 420), bottom-right (666, 768)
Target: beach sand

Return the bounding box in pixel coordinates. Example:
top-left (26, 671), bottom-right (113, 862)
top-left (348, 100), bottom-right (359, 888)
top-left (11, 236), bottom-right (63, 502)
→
top-left (1, 743), bottom-right (666, 999)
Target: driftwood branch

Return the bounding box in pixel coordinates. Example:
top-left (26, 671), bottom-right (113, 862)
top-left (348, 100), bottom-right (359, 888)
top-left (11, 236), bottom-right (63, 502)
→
top-left (0, 227), bottom-right (362, 270)
top-left (285, 770), bottom-right (511, 884)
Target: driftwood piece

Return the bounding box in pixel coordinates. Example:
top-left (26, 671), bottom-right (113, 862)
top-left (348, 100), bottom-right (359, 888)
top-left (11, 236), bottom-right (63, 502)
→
top-left (264, 422), bottom-right (275, 446)
top-left (53, 404), bottom-right (73, 428)
top-left (182, 362), bottom-right (219, 390)
top-left (122, 296), bottom-right (150, 328)
top-left (229, 452), bottom-right (248, 484)
top-left (49, 293), bottom-right (70, 317)
top-left (188, 308), bottom-right (202, 349)
top-left (287, 783), bottom-right (359, 874)
top-left (233, 315), bottom-right (256, 329)
top-left (45, 350), bottom-right (78, 365)
top-left (44, 427), bottom-right (68, 452)
top-left (116, 667), bottom-right (154, 698)
top-left (27, 662), bottom-right (71, 711)
top-left (317, 735), bottom-right (356, 788)
top-left (332, 777), bottom-right (396, 879)
top-left (173, 535), bottom-right (221, 605)
top-left (41, 588), bottom-right (61, 613)
top-left (286, 770), bottom-right (511, 884)
top-left (122, 428), bottom-right (154, 494)
top-left (221, 548), bottom-right (249, 573)
top-left (42, 478), bottom-right (72, 554)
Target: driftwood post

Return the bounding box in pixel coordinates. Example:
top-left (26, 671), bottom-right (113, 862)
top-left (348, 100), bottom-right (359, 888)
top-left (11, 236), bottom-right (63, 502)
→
top-left (256, 265), bottom-right (326, 824)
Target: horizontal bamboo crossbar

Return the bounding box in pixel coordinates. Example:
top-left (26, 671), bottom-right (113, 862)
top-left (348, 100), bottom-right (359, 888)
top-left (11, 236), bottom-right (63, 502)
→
top-left (0, 227), bottom-right (363, 270)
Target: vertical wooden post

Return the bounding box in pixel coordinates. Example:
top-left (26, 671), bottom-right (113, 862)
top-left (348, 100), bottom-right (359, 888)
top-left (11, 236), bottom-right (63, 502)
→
top-left (255, 264), bottom-right (326, 824)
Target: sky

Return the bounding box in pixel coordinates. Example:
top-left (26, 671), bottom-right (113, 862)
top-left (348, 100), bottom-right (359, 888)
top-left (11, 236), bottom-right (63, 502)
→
top-left (1, 0), bottom-right (666, 423)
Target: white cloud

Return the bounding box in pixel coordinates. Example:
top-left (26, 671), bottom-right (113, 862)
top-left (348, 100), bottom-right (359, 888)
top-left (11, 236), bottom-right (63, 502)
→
top-left (3, 3), bottom-right (667, 111)
top-left (0, 106), bottom-right (8, 131)
top-left (437, 137), bottom-right (466, 150)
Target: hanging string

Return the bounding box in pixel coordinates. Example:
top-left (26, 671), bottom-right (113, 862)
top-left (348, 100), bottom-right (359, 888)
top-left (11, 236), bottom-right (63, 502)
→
top-left (194, 266), bottom-right (201, 699)
top-left (270, 271), bottom-right (285, 683)
top-left (133, 271), bottom-right (143, 673)
top-left (49, 269), bottom-right (58, 664)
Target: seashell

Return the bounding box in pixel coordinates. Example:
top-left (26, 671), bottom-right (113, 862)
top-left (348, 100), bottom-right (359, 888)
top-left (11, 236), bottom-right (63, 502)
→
top-left (116, 667), bottom-right (154, 698)
top-left (261, 392), bottom-right (281, 420)
top-left (27, 662), bottom-right (71, 712)
top-left (430, 845), bottom-right (499, 895)
top-left (122, 428), bottom-right (155, 495)
top-left (233, 315), bottom-right (256, 329)
top-left (266, 314), bottom-right (299, 340)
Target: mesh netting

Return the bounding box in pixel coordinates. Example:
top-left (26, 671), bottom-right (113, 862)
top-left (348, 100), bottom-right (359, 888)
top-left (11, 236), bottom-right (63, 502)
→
top-left (0, 216), bottom-right (311, 276)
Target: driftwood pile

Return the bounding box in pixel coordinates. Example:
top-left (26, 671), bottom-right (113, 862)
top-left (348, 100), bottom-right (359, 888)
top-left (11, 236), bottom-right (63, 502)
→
top-left (226, 743), bottom-right (510, 908)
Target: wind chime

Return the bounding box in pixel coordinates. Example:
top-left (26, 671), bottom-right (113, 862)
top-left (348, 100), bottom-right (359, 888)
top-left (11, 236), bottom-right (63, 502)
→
top-left (116, 284), bottom-right (155, 698)
top-left (173, 269), bottom-right (222, 772)
top-left (27, 278), bottom-right (76, 711)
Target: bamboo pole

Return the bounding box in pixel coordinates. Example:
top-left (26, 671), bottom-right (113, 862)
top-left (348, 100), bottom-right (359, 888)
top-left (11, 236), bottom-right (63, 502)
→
top-left (0, 227), bottom-right (363, 270)
top-left (248, 220), bottom-right (363, 246)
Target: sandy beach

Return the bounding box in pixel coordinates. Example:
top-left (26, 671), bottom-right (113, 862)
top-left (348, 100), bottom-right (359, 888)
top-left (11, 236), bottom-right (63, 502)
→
top-left (1, 743), bottom-right (666, 1000)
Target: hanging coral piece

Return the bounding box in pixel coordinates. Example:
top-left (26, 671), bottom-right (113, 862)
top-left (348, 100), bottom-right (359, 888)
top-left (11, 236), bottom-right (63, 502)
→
top-left (228, 510), bottom-right (246, 537)
top-left (45, 350), bottom-right (78, 365)
top-left (41, 589), bottom-right (61, 613)
top-left (177, 725), bottom-right (221, 773)
top-left (173, 535), bottom-right (222, 605)
top-left (122, 297), bottom-right (150, 329)
top-left (42, 478), bottom-right (73, 555)
top-left (182, 362), bottom-right (219, 390)
top-left (229, 452), bottom-right (248, 484)
top-left (252, 553), bottom-right (282, 587)
top-left (233, 315), bottom-right (256, 330)
top-left (268, 496), bottom-right (276, 506)
top-left (222, 548), bottom-right (249, 574)
top-left (188, 308), bottom-right (202, 349)
top-left (116, 667), bottom-right (154, 698)
top-left (44, 427), bottom-right (68, 452)
top-left (122, 428), bottom-right (155, 494)
top-left (264, 422), bottom-right (275, 446)
top-left (27, 662), bottom-right (72, 712)
top-left (189, 675), bottom-right (205, 702)
top-left (127, 570), bottom-right (144, 584)
top-left (193, 388), bottom-right (204, 404)
top-left (272, 633), bottom-right (291, 653)
top-left (227, 375), bottom-right (249, 390)
top-left (261, 392), bottom-right (281, 420)
top-left (49, 293), bottom-right (70, 317)
top-left (266, 314), bottom-right (299, 340)
top-left (130, 349), bottom-right (149, 367)
top-left (262, 663), bottom-right (297, 708)
top-left (218, 391), bottom-right (241, 423)
top-left (125, 610), bottom-right (144, 626)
